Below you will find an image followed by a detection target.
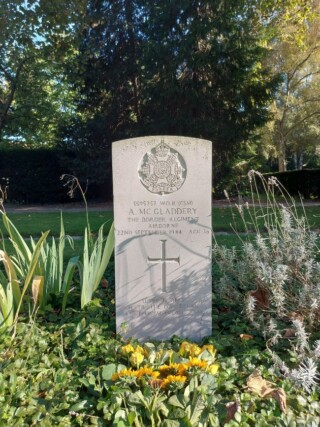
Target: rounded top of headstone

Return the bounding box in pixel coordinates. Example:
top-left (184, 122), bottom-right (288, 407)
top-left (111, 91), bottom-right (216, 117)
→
top-left (112, 135), bottom-right (212, 148)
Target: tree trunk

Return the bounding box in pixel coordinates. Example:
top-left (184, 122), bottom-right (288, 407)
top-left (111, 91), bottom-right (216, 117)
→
top-left (278, 138), bottom-right (287, 172)
top-left (124, 0), bottom-right (142, 125)
top-left (0, 59), bottom-right (26, 140)
top-left (293, 152), bottom-right (297, 169)
top-left (298, 152), bottom-right (304, 170)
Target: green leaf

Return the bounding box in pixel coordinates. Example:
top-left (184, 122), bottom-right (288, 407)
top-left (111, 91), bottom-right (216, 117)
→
top-left (184, 385), bottom-right (191, 399)
top-left (79, 378), bottom-right (90, 388)
top-left (80, 223), bottom-right (114, 308)
top-left (61, 255), bottom-right (79, 315)
top-left (101, 364), bottom-right (117, 381)
top-left (162, 421), bottom-right (181, 427)
top-left (127, 411), bottom-right (136, 426)
top-left (201, 374), bottom-right (217, 388)
top-left (0, 280), bottom-right (13, 326)
top-left (69, 400), bottom-right (89, 411)
top-left (14, 230), bottom-right (50, 324)
top-left (95, 222), bottom-right (114, 291)
top-left (168, 394), bottom-right (185, 409)
top-left (2, 213), bottom-right (32, 265)
top-left (0, 249), bottom-right (21, 308)
top-left (181, 416), bottom-right (193, 427)
top-left (234, 411), bottom-right (242, 423)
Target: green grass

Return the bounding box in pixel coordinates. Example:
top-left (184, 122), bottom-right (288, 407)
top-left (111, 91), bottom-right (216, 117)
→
top-left (1, 205), bottom-right (319, 237)
top-left (212, 205), bottom-right (320, 231)
top-left (0, 211), bottom-right (113, 237)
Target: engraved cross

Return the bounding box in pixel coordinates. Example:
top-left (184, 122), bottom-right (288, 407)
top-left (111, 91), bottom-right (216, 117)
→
top-left (147, 240), bottom-right (180, 293)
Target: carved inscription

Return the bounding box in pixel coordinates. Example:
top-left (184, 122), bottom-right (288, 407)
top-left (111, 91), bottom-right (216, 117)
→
top-left (126, 296), bottom-right (211, 325)
top-left (138, 141), bottom-right (187, 195)
top-left (147, 240), bottom-right (180, 292)
top-left (116, 199), bottom-right (210, 237)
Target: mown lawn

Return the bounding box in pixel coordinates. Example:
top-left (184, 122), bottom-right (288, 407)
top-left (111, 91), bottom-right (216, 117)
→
top-left (0, 211), bottom-right (113, 237)
top-left (1, 205), bottom-right (319, 237)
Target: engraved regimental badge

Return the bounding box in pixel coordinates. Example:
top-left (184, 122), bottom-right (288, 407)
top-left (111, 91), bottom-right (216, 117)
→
top-left (138, 141), bottom-right (187, 195)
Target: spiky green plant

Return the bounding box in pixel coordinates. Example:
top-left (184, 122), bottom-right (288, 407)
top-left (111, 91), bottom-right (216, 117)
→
top-left (79, 223), bottom-right (114, 308)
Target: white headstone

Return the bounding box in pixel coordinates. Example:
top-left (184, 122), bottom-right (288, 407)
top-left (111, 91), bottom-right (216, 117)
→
top-left (112, 136), bottom-right (212, 341)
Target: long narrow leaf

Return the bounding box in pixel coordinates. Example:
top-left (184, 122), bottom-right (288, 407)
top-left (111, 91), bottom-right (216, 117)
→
top-left (14, 230), bottom-right (50, 324)
top-left (0, 250), bottom-right (21, 307)
top-left (61, 256), bottom-right (79, 315)
top-left (1, 213), bottom-right (32, 264)
top-left (80, 223), bottom-right (114, 308)
top-left (51, 237), bottom-right (58, 293)
top-left (81, 228), bottom-right (91, 308)
top-left (58, 213), bottom-right (65, 293)
top-left (0, 281), bottom-right (14, 327)
top-left (94, 223), bottom-right (114, 292)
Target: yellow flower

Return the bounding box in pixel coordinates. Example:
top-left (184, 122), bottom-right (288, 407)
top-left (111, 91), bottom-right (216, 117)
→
top-left (185, 357), bottom-right (208, 371)
top-left (158, 363), bottom-right (186, 377)
top-left (161, 375), bottom-right (187, 389)
top-left (112, 368), bottom-right (138, 381)
top-left (179, 341), bottom-right (201, 357)
top-left (200, 344), bottom-right (216, 357)
top-left (130, 351), bottom-right (144, 367)
top-left (135, 345), bottom-right (146, 355)
top-left (136, 367), bottom-right (160, 379)
top-left (178, 341), bottom-right (191, 356)
top-left (207, 363), bottom-right (219, 375)
top-left (121, 344), bottom-right (135, 356)
top-left (157, 349), bottom-right (164, 357)
top-left (191, 345), bottom-right (201, 357)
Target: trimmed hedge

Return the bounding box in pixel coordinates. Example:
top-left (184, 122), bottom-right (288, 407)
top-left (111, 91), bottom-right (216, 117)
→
top-left (263, 169), bottom-right (320, 199)
top-left (0, 147), bottom-right (112, 204)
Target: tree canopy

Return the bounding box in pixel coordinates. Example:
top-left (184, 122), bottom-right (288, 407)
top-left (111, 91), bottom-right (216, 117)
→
top-left (1, 0), bottom-right (319, 183)
top-left (0, 0), bottom-right (85, 145)
top-left (65, 0), bottom-right (280, 183)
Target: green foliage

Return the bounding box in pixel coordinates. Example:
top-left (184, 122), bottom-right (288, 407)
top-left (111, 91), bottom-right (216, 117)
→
top-left (213, 171), bottom-right (320, 392)
top-left (0, 251), bottom-right (15, 327)
top-left (0, 212), bottom-right (115, 327)
top-left (0, 186), bottom-right (320, 424)
top-left (0, 147), bottom-right (66, 203)
top-left (214, 172), bottom-right (320, 331)
top-left (0, 212), bottom-right (53, 324)
top-left (2, 0), bottom-right (319, 181)
top-left (253, 0), bottom-right (320, 171)
top-left (66, 0), bottom-right (280, 182)
top-left (0, 146), bottom-right (113, 203)
top-left (263, 169), bottom-right (320, 199)
top-left (0, 305), bottom-right (319, 426)
top-left (79, 223), bottom-right (115, 308)
top-left (36, 215), bottom-right (79, 312)
top-left (0, 0), bottom-right (86, 145)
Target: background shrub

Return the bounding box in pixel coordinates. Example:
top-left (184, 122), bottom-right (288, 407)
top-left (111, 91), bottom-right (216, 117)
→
top-left (263, 169), bottom-right (320, 199)
top-left (0, 146), bottom-right (113, 204)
